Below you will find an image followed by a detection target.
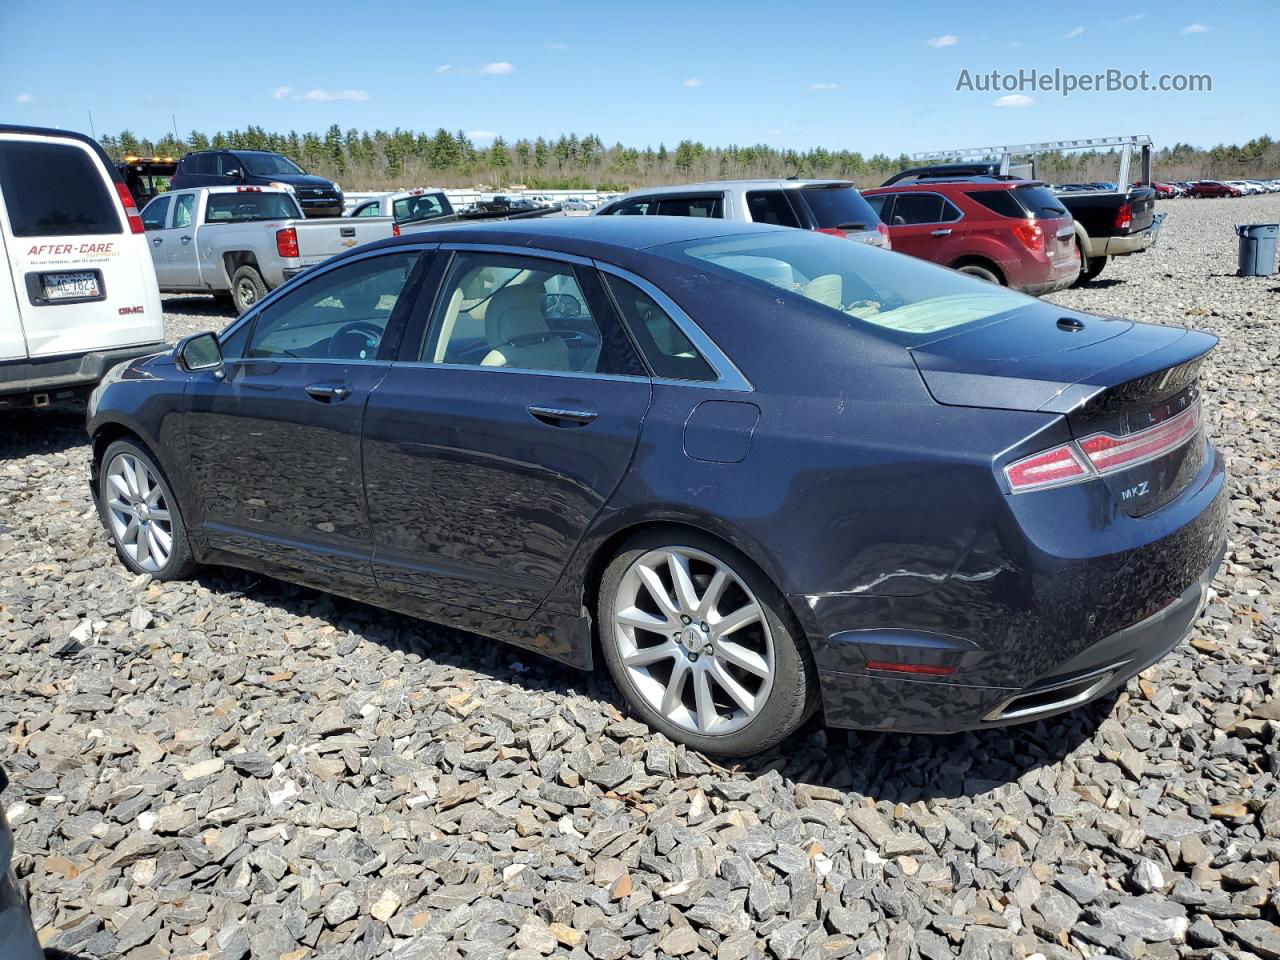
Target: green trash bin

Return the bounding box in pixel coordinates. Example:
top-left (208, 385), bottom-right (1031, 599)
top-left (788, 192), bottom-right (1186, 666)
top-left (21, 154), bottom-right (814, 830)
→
top-left (1235, 223), bottom-right (1279, 276)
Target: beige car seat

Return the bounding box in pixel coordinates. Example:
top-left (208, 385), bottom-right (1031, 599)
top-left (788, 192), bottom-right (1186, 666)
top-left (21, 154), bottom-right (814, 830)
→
top-left (481, 285), bottom-right (569, 370)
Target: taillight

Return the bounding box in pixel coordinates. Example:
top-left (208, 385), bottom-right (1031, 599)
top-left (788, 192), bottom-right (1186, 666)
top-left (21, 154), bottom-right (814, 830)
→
top-left (816, 227), bottom-right (846, 239)
top-left (1012, 221), bottom-right (1044, 252)
top-left (392, 222), bottom-right (401, 237)
top-left (1005, 400), bottom-right (1202, 494)
top-left (865, 661), bottom-right (956, 677)
top-left (113, 182), bottom-right (144, 234)
top-left (1078, 402), bottom-right (1201, 473)
top-left (275, 227), bottom-right (299, 258)
top-left (877, 222), bottom-right (892, 250)
top-left (1113, 202), bottom-right (1133, 231)
top-left (1004, 444), bottom-right (1090, 492)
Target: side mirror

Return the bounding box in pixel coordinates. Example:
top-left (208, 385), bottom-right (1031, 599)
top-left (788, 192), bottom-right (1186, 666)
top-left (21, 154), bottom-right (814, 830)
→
top-left (226, 168), bottom-right (243, 180)
top-left (176, 331), bottom-right (223, 372)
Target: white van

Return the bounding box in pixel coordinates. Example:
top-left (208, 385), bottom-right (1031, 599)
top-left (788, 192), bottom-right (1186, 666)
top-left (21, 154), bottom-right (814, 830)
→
top-left (1, 124), bottom-right (167, 409)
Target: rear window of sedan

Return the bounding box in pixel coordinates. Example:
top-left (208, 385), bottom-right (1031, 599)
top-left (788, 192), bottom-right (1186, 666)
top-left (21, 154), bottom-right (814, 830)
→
top-left (667, 231), bottom-right (1033, 341)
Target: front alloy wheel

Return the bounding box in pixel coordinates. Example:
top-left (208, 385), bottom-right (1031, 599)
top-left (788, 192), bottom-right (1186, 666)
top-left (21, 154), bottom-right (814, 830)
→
top-left (599, 532), bottom-right (815, 755)
top-left (99, 439), bottom-right (195, 580)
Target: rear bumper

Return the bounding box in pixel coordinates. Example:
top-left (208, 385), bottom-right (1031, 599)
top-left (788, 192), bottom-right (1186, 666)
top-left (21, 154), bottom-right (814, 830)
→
top-left (0, 341), bottom-right (169, 404)
top-left (814, 538), bottom-right (1225, 733)
top-left (1098, 212), bottom-right (1167, 257)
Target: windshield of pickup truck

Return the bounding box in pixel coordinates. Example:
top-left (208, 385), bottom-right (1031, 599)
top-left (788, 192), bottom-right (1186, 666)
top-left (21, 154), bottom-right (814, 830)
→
top-left (241, 154), bottom-right (306, 176)
top-left (205, 192), bottom-right (302, 223)
top-left (393, 193), bottom-right (447, 223)
top-left (670, 231), bottom-right (1032, 342)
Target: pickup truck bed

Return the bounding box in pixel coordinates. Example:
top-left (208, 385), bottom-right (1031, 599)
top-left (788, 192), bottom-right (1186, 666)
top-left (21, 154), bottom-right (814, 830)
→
top-left (1054, 186), bottom-right (1163, 281)
top-left (142, 186), bottom-right (394, 313)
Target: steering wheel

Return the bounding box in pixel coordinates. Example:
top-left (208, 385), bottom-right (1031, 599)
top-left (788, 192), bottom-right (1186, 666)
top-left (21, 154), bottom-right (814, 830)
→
top-left (328, 320), bottom-right (384, 360)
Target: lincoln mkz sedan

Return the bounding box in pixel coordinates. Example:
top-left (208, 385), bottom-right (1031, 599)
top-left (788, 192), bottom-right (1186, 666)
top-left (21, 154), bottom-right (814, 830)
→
top-left (87, 216), bottom-right (1227, 755)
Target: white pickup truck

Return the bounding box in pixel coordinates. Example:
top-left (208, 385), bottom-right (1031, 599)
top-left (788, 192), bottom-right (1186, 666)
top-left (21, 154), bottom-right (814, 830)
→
top-left (140, 186), bottom-right (394, 313)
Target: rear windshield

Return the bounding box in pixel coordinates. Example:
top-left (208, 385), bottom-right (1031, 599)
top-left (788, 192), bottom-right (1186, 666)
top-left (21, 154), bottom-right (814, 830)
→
top-left (0, 140), bottom-right (121, 237)
top-left (205, 192), bottom-right (300, 223)
top-left (794, 185), bottom-right (881, 230)
top-left (393, 193), bottom-right (448, 223)
top-left (240, 153), bottom-right (305, 176)
top-left (667, 231), bottom-right (1032, 343)
top-left (1013, 185), bottom-right (1069, 218)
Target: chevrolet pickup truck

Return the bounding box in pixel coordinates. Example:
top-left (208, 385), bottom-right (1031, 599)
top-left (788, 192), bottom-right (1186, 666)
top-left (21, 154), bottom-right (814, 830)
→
top-left (140, 186), bottom-right (394, 313)
top-left (885, 162), bottom-right (1165, 284)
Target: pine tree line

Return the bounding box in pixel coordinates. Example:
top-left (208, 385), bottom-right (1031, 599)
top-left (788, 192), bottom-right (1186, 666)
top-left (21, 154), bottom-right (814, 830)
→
top-left (98, 125), bottom-right (1280, 191)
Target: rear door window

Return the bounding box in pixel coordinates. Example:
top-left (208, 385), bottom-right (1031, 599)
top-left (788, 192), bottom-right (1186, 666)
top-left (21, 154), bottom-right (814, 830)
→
top-left (889, 193), bottom-right (945, 225)
top-left (604, 198), bottom-right (653, 216)
top-left (141, 195), bottom-right (171, 230)
top-left (193, 153), bottom-right (219, 177)
top-left (0, 139), bottom-right (122, 237)
top-left (795, 185), bottom-right (880, 230)
top-left (745, 191), bottom-right (801, 227)
top-left (172, 193), bottom-right (196, 229)
top-left (604, 275), bottom-right (716, 382)
top-left (863, 194), bottom-right (893, 222)
top-left (654, 195), bottom-right (723, 218)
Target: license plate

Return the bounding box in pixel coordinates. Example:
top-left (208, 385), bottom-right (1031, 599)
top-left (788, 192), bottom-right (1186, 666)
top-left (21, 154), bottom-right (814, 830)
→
top-left (42, 271), bottom-right (101, 301)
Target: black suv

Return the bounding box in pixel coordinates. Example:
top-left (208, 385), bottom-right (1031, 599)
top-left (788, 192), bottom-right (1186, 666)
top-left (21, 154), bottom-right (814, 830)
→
top-left (170, 150), bottom-right (343, 218)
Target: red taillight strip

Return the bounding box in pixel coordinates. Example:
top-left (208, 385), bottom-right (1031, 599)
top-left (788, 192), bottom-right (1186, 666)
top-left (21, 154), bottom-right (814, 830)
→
top-left (1078, 401), bottom-right (1201, 474)
top-left (1005, 400), bottom-right (1202, 494)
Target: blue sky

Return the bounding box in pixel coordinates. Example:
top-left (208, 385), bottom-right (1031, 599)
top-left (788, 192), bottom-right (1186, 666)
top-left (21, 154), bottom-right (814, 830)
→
top-left (2, 0), bottom-right (1274, 155)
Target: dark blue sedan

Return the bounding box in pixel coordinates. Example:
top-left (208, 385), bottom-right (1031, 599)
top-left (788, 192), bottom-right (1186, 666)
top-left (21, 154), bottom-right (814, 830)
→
top-left (87, 216), bottom-right (1227, 755)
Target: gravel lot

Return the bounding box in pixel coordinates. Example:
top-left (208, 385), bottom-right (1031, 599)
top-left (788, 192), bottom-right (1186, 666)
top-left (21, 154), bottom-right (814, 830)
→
top-left (3, 196), bottom-right (1279, 960)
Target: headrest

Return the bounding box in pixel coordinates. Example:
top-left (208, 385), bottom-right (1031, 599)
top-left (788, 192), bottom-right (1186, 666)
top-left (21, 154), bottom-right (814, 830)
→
top-left (486, 285), bottom-right (548, 345)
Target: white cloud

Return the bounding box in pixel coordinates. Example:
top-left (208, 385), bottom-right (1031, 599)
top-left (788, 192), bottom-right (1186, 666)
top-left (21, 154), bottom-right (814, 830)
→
top-left (810, 82), bottom-right (839, 91)
top-left (1119, 12), bottom-right (1146, 22)
top-left (995, 94), bottom-right (1035, 108)
top-left (684, 77), bottom-right (704, 87)
top-left (1064, 26), bottom-right (1085, 38)
top-left (272, 86), bottom-right (369, 101)
top-left (15, 93), bottom-right (32, 104)
top-left (466, 130), bottom-right (498, 142)
top-left (435, 64), bottom-right (452, 74)
top-left (480, 61), bottom-right (514, 75)
top-left (927, 34), bottom-right (958, 47)
top-left (1182, 22), bottom-right (1210, 32)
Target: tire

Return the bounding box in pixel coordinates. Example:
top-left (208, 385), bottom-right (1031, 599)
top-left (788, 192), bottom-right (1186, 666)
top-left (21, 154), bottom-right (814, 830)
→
top-left (956, 263), bottom-right (1002, 285)
top-left (230, 265), bottom-right (267, 315)
top-left (97, 439), bottom-right (196, 580)
top-left (596, 529), bottom-right (817, 756)
top-left (1081, 254), bottom-right (1107, 283)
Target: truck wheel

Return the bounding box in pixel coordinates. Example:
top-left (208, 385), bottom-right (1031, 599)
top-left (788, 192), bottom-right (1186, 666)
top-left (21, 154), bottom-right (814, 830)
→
top-left (1075, 254), bottom-right (1107, 285)
top-left (230, 266), bottom-right (267, 314)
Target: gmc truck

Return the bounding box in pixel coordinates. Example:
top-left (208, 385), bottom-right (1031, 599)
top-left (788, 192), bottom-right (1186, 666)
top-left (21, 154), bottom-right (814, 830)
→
top-left (140, 186), bottom-right (394, 312)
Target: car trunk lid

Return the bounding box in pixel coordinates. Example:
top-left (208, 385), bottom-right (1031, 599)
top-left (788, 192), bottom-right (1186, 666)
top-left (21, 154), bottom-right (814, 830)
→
top-left (911, 304), bottom-right (1216, 514)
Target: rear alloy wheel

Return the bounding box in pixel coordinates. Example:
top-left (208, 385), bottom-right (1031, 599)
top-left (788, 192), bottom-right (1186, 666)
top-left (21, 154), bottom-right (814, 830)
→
top-left (598, 532), bottom-right (815, 755)
top-left (230, 265), bottom-right (267, 315)
top-left (99, 440), bottom-right (195, 580)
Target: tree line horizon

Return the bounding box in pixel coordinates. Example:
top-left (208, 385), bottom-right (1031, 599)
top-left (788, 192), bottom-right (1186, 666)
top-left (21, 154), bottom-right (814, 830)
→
top-left (99, 125), bottom-right (1280, 192)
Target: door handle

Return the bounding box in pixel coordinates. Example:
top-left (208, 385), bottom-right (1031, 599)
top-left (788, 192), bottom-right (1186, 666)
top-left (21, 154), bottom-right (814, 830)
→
top-left (930, 228), bottom-right (952, 237)
top-left (181, 235), bottom-right (192, 244)
top-left (527, 404), bottom-right (597, 427)
top-left (305, 382), bottom-right (352, 402)
top-left (151, 237), bottom-right (163, 246)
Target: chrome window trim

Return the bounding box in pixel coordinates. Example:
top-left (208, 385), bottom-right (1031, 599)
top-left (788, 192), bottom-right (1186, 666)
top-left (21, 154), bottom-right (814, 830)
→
top-left (389, 360), bottom-right (650, 385)
top-left (439, 242), bottom-right (593, 267)
top-left (594, 262), bottom-right (753, 393)
top-left (217, 242), bottom-right (440, 346)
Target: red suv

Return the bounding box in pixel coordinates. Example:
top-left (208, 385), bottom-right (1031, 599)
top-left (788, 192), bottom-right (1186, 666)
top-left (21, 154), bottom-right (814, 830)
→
top-left (861, 178), bottom-right (1080, 296)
